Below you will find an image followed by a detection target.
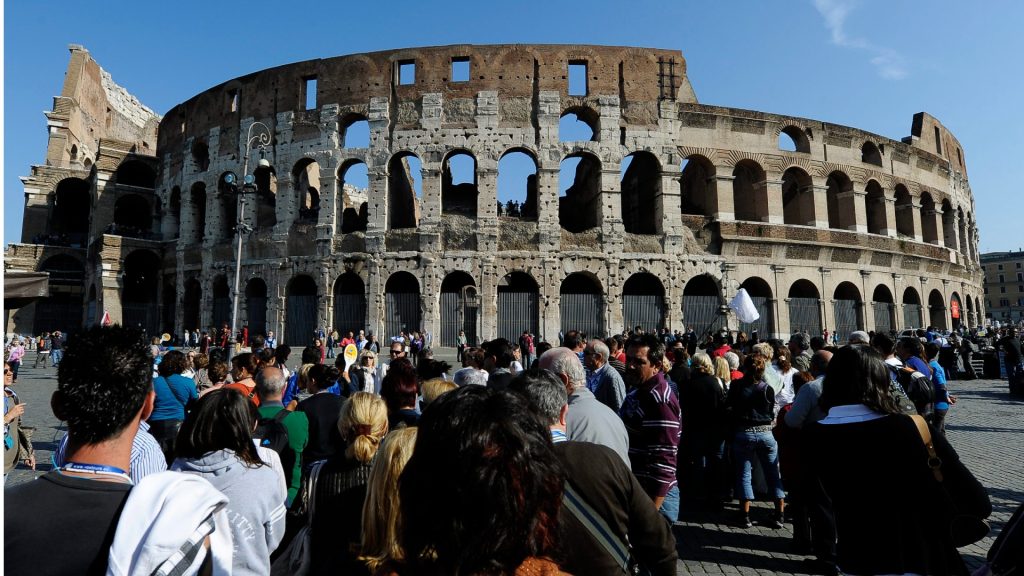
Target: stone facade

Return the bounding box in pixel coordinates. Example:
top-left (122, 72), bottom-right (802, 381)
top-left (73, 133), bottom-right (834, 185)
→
top-left (6, 44), bottom-right (984, 344)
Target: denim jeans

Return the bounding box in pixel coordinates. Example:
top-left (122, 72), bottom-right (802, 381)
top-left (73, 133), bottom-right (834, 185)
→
top-left (733, 430), bottom-right (785, 501)
top-left (50, 349), bottom-right (63, 367)
top-left (658, 484), bottom-right (680, 522)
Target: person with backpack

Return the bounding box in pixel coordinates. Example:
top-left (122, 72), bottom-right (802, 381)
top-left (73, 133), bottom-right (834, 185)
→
top-left (255, 366), bottom-right (308, 505)
top-left (895, 337), bottom-right (936, 418)
top-left (148, 350), bottom-right (198, 465)
top-left (925, 341), bottom-right (956, 434)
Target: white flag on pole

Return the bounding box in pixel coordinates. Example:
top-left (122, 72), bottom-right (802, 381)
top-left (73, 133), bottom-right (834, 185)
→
top-left (729, 288), bottom-right (760, 324)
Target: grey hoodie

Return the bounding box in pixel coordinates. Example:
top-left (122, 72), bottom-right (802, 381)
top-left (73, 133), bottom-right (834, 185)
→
top-left (172, 449), bottom-right (287, 576)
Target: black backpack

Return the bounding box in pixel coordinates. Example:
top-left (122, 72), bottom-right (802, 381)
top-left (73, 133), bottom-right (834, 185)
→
top-left (254, 409), bottom-right (293, 472)
top-left (889, 365), bottom-right (934, 416)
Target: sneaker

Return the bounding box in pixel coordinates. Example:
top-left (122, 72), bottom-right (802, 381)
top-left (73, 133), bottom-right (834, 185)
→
top-left (770, 513), bottom-right (785, 529)
top-left (738, 514), bottom-right (753, 528)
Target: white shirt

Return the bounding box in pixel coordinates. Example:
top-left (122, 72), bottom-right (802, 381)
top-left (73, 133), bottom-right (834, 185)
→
top-left (819, 403), bottom-right (886, 425)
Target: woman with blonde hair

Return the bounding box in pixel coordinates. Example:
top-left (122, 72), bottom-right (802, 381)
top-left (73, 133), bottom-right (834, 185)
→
top-left (679, 351), bottom-right (727, 512)
top-left (713, 355), bottom-right (731, 390)
top-left (360, 427), bottom-right (418, 573)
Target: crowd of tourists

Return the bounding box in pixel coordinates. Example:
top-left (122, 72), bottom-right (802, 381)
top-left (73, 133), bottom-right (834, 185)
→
top-left (4, 322), bottom-right (1023, 575)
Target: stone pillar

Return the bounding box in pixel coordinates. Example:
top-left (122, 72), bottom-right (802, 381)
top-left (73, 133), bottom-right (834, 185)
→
top-left (541, 257), bottom-right (561, 343)
top-left (606, 258), bottom-right (622, 334)
top-left (659, 169), bottom-right (686, 253)
top-left (601, 168), bottom-right (623, 255)
top-left (931, 208), bottom-right (945, 247)
top-left (882, 191), bottom-right (898, 237)
top-left (476, 165), bottom-right (499, 253)
top-left (765, 178), bottom-right (784, 224)
top-left (909, 201), bottom-right (923, 242)
top-left (419, 164), bottom-right (442, 252)
top-left (480, 259), bottom-right (498, 341)
top-left (710, 172), bottom-right (735, 221)
top-left (536, 167), bottom-right (560, 252)
top-left (772, 266), bottom-right (789, 337)
top-left (839, 190), bottom-right (867, 233)
top-left (811, 183), bottom-right (830, 229)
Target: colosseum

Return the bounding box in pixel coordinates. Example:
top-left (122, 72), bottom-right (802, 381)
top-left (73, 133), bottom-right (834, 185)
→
top-left (5, 44), bottom-right (983, 347)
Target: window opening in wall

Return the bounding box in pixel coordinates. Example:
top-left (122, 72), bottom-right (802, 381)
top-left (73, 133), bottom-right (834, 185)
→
top-left (497, 150), bottom-right (538, 220)
top-left (559, 153), bottom-right (601, 233)
top-left (305, 77), bottom-right (317, 110)
top-left (442, 152), bottom-right (478, 217)
top-left (342, 116), bottom-right (370, 148)
top-left (387, 153), bottom-right (422, 230)
top-left (338, 160), bottom-right (369, 234)
top-left (957, 147), bottom-right (962, 167)
top-left (398, 61), bottom-right (416, 85)
top-left (680, 156), bottom-right (712, 217)
top-left (934, 126), bottom-right (942, 154)
top-left (620, 152), bottom-right (661, 234)
top-left (778, 131), bottom-right (798, 152)
top-left (229, 90), bottom-right (238, 113)
top-left (451, 57), bottom-right (470, 82)
top-left (861, 142), bottom-right (883, 166)
top-left (568, 61), bottom-right (588, 96)
top-left (559, 108), bottom-right (597, 142)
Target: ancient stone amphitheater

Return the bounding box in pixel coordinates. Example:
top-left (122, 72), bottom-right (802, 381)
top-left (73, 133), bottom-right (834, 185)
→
top-left (6, 44), bottom-right (983, 346)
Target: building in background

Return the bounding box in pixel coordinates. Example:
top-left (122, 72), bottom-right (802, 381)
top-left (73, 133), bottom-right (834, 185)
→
top-left (981, 250), bottom-right (1024, 326)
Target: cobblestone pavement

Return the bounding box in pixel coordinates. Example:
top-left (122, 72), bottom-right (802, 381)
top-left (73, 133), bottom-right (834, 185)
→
top-left (6, 355), bottom-right (1022, 575)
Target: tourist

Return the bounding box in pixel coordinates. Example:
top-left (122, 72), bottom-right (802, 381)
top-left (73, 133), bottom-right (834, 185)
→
top-left (255, 366), bottom-right (309, 504)
top-left (148, 349), bottom-right (198, 464)
top-left (4, 362), bottom-right (35, 480)
top-left (296, 364), bottom-right (346, 469)
top-left (380, 358), bottom-right (420, 429)
top-left (583, 338), bottom-right (626, 411)
top-left (360, 427), bottom-right (418, 574)
top-left (678, 351), bottom-right (727, 512)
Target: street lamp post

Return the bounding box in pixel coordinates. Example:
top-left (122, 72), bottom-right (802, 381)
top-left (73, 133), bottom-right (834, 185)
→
top-left (225, 121), bottom-right (272, 351)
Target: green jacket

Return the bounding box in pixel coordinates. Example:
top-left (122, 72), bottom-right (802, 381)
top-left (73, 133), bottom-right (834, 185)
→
top-left (257, 403), bottom-right (309, 503)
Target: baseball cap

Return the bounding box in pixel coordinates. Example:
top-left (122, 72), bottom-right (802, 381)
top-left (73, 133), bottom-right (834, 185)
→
top-left (848, 330), bottom-right (870, 345)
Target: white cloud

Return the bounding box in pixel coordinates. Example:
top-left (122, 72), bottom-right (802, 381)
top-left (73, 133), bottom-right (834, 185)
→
top-left (812, 0), bottom-right (908, 80)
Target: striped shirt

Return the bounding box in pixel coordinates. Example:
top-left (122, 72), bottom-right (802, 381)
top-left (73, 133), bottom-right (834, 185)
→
top-left (54, 420), bottom-right (167, 484)
top-left (618, 371), bottom-right (681, 499)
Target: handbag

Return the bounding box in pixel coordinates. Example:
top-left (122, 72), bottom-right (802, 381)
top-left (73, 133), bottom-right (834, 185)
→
top-left (909, 415), bottom-right (990, 547)
top-left (270, 460), bottom-right (325, 576)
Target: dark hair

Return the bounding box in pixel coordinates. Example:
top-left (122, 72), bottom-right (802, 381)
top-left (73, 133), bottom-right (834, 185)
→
top-left (256, 347), bottom-right (275, 366)
top-left (509, 369), bottom-right (567, 426)
top-left (274, 345), bottom-right (291, 364)
top-left (208, 361), bottom-right (229, 383)
top-left (562, 330), bottom-right (583, 350)
top-left (417, 358), bottom-right (451, 381)
top-left (741, 354), bottom-right (768, 382)
top-left (53, 326), bottom-right (153, 445)
top-left (231, 352), bottom-right (258, 377)
top-left (308, 363), bottom-right (340, 393)
top-left (252, 334), bottom-right (265, 349)
top-left (809, 336), bottom-right (826, 350)
top-left (158, 350), bottom-right (188, 377)
top-left (398, 386), bottom-right (563, 574)
top-left (535, 341), bottom-right (552, 358)
top-left (774, 347), bottom-right (792, 372)
top-left (381, 358), bottom-right (419, 412)
top-left (792, 370), bottom-right (815, 393)
top-left (626, 333), bottom-right (665, 368)
top-left (483, 338), bottom-right (515, 369)
top-left (301, 345), bottom-right (321, 365)
top-left (924, 341), bottom-right (941, 361)
top-left (872, 333), bottom-right (896, 355)
top-left (820, 345), bottom-right (902, 415)
top-left (174, 388), bottom-right (264, 467)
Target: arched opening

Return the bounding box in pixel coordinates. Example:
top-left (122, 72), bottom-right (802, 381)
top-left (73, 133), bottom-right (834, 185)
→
top-left (190, 182), bottom-right (207, 245)
top-left (788, 280), bottom-right (822, 337)
top-left (168, 186), bottom-right (182, 239)
top-left (341, 114), bottom-right (370, 148)
top-left (559, 107), bottom-right (598, 142)
top-left (861, 141), bottom-right (883, 167)
top-left (442, 150), bottom-right (478, 217)
top-left (560, 273), bottom-right (604, 337)
top-left (115, 160), bottom-right (156, 188)
top-left (440, 271), bottom-right (478, 346)
top-left (333, 272), bottom-right (367, 336)
top-left (384, 271), bottom-right (421, 338)
top-left (191, 141), bottom-right (210, 172)
top-left (622, 273), bottom-right (665, 333)
top-left (253, 163), bottom-right (277, 231)
top-left (782, 167), bottom-right (814, 226)
top-left (683, 275), bottom-right (723, 340)
top-left (928, 289), bottom-right (947, 330)
top-left (211, 276), bottom-right (231, 332)
top-left (338, 160), bottom-right (369, 233)
top-left (218, 173), bottom-right (238, 241)
top-left (920, 192), bottom-right (939, 244)
top-left (942, 199), bottom-right (956, 249)
top-left (498, 149), bottom-right (538, 220)
top-left (121, 250), bottom-right (160, 335)
top-left (246, 278), bottom-right (268, 337)
top-left (33, 255), bottom-right (85, 335)
top-left (732, 160), bottom-right (767, 222)
top-left (497, 272), bottom-right (539, 342)
top-left (559, 153), bottom-right (601, 233)
top-left (112, 194), bottom-right (153, 237)
top-left (975, 296), bottom-right (982, 323)
top-left (833, 282), bottom-right (863, 342)
top-left (183, 278), bottom-right (202, 334)
top-left (778, 126), bottom-right (810, 153)
top-left (388, 152), bottom-right (422, 230)
top-left (950, 292), bottom-right (963, 331)
top-left (826, 171), bottom-right (854, 230)
top-left (294, 159), bottom-right (321, 223)
top-left (680, 155), bottom-right (714, 216)
top-left (871, 285), bottom-right (895, 335)
top-left (50, 178), bottom-right (91, 243)
top-left (285, 275), bottom-right (319, 346)
top-left (620, 152), bottom-right (661, 234)
top-left (964, 295), bottom-right (975, 329)
top-left (957, 207), bottom-right (968, 256)
top-left (903, 287), bottom-right (922, 329)
top-left (865, 180), bottom-right (887, 235)
top-left (739, 277), bottom-right (774, 337)
top-left (894, 184), bottom-right (914, 238)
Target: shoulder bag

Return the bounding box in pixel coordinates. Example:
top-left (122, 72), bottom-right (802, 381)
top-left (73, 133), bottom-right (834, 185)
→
top-left (270, 459), bottom-right (325, 576)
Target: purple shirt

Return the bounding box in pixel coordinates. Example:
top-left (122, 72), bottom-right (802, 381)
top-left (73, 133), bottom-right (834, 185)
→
top-left (618, 371), bottom-right (681, 498)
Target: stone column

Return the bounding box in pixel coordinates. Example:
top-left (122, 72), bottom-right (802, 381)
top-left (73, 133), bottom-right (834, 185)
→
top-left (601, 168), bottom-right (623, 255)
top-left (659, 169), bottom-right (685, 253)
top-left (536, 167), bottom-right (561, 252)
top-left (909, 201), bottom-right (923, 242)
top-left (765, 178), bottom-right (784, 224)
top-left (772, 266), bottom-right (789, 337)
top-left (811, 183), bottom-right (830, 229)
top-left (710, 171), bottom-right (734, 221)
top-left (882, 190), bottom-right (898, 237)
top-left (476, 165), bottom-right (499, 253)
top-left (838, 190), bottom-right (867, 233)
top-left (419, 162), bottom-right (442, 253)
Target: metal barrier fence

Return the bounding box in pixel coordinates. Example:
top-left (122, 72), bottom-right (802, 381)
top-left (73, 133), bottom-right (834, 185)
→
top-left (440, 292), bottom-right (479, 347)
top-left (623, 294), bottom-right (665, 334)
top-left (833, 299), bottom-right (860, 342)
top-left (738, 296), bottom-right (772, 337)
top-left (788, 298), bottom-right (822, 337)
top-left (247, 297), bottom-right (267, 336)
top-left (560, 293), bottom-right (605, 337)
top-left (332, 293), bottom-right (366, 336)
top-left (497, 291), bottom-right (539, 343)
top-left (873, 302), bottom-right (894, 335)
top-left (285, 295), bottom-right (317, 347)
top-left (904, 304), bottom-right (922, 330)
top-left (683, 295), bottom-right (721, 339)
top-left (385, 292), bottom-right (421, 341)
top-left (122, 303), bottom-right (160, 335)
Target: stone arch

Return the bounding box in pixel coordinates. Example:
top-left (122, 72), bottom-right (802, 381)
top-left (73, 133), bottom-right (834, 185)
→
top-left (941, 198), bottom-right (956, 249)
top-left (191, 140), bottom-right (210, 172)
top-left (903, 287), bottom-right (923, 329)
top-left (333, 272), bottom-right (367, 336)
top-left (920, 191), bottom-right (939, 244)
top-left (778, 125), bottom-right (811, 153)
top-left (338, 159), bottom-right (369, 233)
top-left (928, 288), bottom-right (947, 330)
top-left (560, 272), bottom-right (604, 337)
top-left (832, 281), bottom-right (863, 342)
top-left (183, 278), bottom-right (202, 333)
top-left (861, 141), bottom-right (883, 167)
top-left (51, 177), bottom-right (91, 240)
top-left (732, 159), bottom-right (768, 222)
top-left (285, 275), bottom-right (319, 346)
top-left (211, 275), bottom-right (231, 332)
top-left (33, 254), bottom-right (86, 335)
top-left (622, 272), bottom-right (665, 332)
top-left (739, 276), bottom-right (774, 336)
top-left (388, 151), bottom-right (422, 230)
top-left (168, 186), bottom-right (182, 239)
top-left (115, 159), bottom-right (156, 188)
top-left (950, 291), bottom-right (963, 330)
top-left (293, 158), bottom-right (321, 222)
top-left (498, 148), bottom-right (539, 220)
top-left (788, 279), bottom-right (822, 336)
top-left (683, 274), bottom-right (723, 339)
top-left (384, 270), bottom-right (421, 338)
top-left (189, 182), bottom-right (207, 245)
top-left (121, 249), bottom-right (161, 334)
top-left (957, 206), bottom-right (968, 256)
top-left (782, 167), bottom-right (814, 226)
top-left (865, 180), bottom-right (887, 235)
top-left (620, 151), bottom-right (662, 234)
top-left (440, 271), bottom-right (478, 346)
top-left (559, 152), bottom-right (601, 233)
top-left (559, 106), bottom-right (598, 142)
top-left (245, 278), bottom-right (268, 337)
top-left (826, 171), bottom-right (854, 230)
top-left (442, 149), bottom-right (478, 217)
top-left (340, 113), bottom-right (370, 148)
top-left (680, 154), bottom-right (714, 216)
top-left (253, 163), bottom-right (277, 231)
top-left (872, 284), bottom-right (896, 335)
top-left (894, 184), bottom-right (914, 238)
top-left (497, 271), bottom-right (540, 342)
top-left (113, 193), bottom-right (153, 235)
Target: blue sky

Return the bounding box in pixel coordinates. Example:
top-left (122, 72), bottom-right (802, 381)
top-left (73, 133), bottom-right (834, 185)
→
top-left (5, 0), bottom-right (1022, 252)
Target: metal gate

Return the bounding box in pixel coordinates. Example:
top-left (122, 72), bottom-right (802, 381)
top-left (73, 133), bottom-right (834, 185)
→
top-left (560, 293), bottom-right (605, 338)
top-left (904, 304), bottom-right (922, 330)
top-left (247, 296), bottom-right (268, 336)
top-left (739, 296), bottom-right (772, 337)
top-left (122, 303), bottom-right (160, 336)
top-left (788, 298), bottom-right (821, 336)
top-left (212, 297), bottom-right (231, 332)
top-left (683, 295), bottom-right (721, 340)
top-left (833, 299), bottom-right (860, 343)
top-left (285, 295), bottom-right (318, 347)
top-left (385, 292), bottom-right (421, 341)
top-left (333, 293), bottom-right (366, 336)
top-left (440, 287), bottom-right (479, 347)
top-left (34, 298), bottom-right (84, 334)
top-left (929, 306), bottom-right (947, 330)
top-left (873, 302), bottom-right (894, 335)
top-left (623, 295), bottom-right (665, 334)
top-left (497, 291), bottom-right (539, 343)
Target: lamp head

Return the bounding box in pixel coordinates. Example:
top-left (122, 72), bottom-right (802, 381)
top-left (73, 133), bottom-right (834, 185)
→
top-left (258, 158), bottom-right (271, 168)
top-left (223, 172), bottom-right (237, 185)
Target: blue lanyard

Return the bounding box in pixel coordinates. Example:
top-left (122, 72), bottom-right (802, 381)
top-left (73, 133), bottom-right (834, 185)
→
top-left (60, 461), bottom-right (133, 483)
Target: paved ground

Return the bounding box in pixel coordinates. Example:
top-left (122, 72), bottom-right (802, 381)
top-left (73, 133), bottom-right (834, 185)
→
top-left (6, 352), bottom-right (1022, 575)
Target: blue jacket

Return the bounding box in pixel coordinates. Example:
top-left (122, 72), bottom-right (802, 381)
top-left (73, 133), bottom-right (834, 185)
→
top-left (150, 374), bottom-right (198, 421)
